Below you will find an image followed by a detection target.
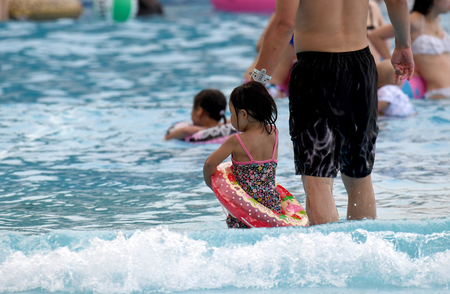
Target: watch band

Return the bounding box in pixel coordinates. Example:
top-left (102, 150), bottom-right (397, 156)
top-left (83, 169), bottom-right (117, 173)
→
top-left (250, 68), bottom-right (272, 84)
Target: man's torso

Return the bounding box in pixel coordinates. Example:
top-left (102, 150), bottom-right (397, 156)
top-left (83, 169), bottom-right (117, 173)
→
top-left (294, 0), bottom-right (370, 53)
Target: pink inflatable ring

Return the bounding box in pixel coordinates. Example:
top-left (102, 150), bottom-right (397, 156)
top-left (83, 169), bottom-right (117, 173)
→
top-left (211, 162), bottom-right (310, 228)
top-left (211, 0), bottom-right (276, 13)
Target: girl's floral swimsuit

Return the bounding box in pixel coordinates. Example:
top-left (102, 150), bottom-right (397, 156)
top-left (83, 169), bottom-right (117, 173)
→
top-left (226, 130), bottom-right (281, 228)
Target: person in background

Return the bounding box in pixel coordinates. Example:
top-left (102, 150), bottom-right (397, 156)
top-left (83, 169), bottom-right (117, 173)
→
top-left (367, 0), bottom-right (389, 63)
top-left (137, 0), bottom-right (163, 16)
top-left (243, 14), bottom-right (296, 99)
top-left (249, 0), bottom-right (413, 225)
top-left (369, 0), bottom-right (450, 99)
top-left (0, 0), bottom-right (9, 21)
top-left (165, 89), bottom-right (227, 141)
top-left (203, 82), bottom-right (280, 228)
top-left (377, 60), bottom-right (416, 117)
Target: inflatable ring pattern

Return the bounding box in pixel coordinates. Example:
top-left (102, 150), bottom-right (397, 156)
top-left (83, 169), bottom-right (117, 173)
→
top-left (166, 122), bottom-right (237, 144)
top-left (186, 123), bottom-right (237, 144)
top-left (9, 0), bottom-right (83, 20)
top-left (212, 162), bottom-right (309, 228)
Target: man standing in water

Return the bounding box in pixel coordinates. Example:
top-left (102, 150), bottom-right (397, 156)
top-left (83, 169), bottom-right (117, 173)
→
top-left (252, 0), bottom-right (414, 225)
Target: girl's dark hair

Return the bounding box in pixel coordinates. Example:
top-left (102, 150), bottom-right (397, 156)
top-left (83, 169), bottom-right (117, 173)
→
top-left (193, 89), bottom-right (227, 123)
top-left (412, 0), bottom-right (433, 15)
top-left (229, 81), bottom-right (277, 134)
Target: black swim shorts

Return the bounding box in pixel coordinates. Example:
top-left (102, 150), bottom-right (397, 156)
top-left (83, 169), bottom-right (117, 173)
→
top-left (288, 47), bottom-right (379, 178)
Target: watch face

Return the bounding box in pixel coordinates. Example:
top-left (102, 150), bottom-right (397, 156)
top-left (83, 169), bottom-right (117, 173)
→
top-left (255, 72), bottom-right (264, 82)
top-left (253, 72), bottom-right (266, 83)
top-left (252, 68), bottom-right (270, 84)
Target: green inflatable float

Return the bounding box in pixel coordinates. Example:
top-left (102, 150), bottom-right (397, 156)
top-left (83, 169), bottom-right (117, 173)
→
top-left (93, 0), bottom-right (137, 22)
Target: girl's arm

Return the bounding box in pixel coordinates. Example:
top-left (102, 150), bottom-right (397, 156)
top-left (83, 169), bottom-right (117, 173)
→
top-left (203, 136), bottom-right (236, 189)
top-left (164, 125), bottom-right (205, 140)
top-left (368, 23), bottom-right (396, 60)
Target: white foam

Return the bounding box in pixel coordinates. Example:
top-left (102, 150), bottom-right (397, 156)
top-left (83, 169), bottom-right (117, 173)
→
top-left (0, 228), bottom-right (449, 293)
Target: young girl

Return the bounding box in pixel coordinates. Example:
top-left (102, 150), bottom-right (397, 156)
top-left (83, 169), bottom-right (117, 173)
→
top-left (165, 89), bottom-right (227, 140)
top-left (203, 81), bottom-right (280, 228)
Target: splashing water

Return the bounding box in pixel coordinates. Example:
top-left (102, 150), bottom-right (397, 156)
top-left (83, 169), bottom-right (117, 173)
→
top-left (1, 1), bottom-right (450, 293)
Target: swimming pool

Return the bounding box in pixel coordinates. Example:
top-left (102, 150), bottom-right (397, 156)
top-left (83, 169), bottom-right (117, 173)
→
top-left (0, 1), bottom-right (449, 293)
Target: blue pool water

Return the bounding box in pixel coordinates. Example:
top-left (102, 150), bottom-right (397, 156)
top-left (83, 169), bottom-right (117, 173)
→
top-left (0, 1), bottom-right (450, 293)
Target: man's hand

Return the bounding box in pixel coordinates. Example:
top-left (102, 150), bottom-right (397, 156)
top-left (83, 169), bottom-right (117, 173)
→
top-left (391, 47), bottom-right (414, 84)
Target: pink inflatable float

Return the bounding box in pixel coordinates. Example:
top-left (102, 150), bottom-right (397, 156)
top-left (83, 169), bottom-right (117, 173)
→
top-left (401, 74), bottom-right (427, 99)
top-left (211, 0), bottom-right (275, 13)
top-left (211, 162), bottom-right (310, 228)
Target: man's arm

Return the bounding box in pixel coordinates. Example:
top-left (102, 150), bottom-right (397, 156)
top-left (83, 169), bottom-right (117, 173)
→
top-left (253, 0), bottom-right (299, 77)
top-left (384, 0), bottom-right (414, 82)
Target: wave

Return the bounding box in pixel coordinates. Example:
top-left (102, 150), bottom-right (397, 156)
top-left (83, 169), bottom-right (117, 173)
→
top-left (0, 218), bottom-right (449, 293)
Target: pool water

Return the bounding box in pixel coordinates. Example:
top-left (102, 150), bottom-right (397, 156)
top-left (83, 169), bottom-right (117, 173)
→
top-left (0, 1), bottom-right (449, 293)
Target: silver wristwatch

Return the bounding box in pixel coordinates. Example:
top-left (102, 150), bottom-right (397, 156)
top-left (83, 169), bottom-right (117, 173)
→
top-left (250, 68), bottom-right (272, 84)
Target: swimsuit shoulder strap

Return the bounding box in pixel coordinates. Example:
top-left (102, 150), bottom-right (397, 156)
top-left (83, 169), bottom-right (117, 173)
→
top-left (271, 129), bottom-right (278, 160)
top-left (235, 134), bottom-right (254, 162)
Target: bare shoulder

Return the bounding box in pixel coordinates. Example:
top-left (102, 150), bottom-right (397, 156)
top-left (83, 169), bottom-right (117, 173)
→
top-left (272, 128), bottom-right (279, 143)
top-left (226, 133), bottom-right (239, 143)
top-left (259, 127), bottom-right (278, 147)
top-left (222, 134), bottom-right (240, 150)
top-left (409, 12), bottom-right (422, 34)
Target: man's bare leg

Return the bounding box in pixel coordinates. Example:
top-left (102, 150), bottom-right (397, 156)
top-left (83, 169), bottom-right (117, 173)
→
top-left (342, 174), bottom-right (376, 220)
top-left (302, 175), bottom-right (339, 225)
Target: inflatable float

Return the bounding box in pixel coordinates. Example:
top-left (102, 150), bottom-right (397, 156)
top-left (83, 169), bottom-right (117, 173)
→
top-left (211, 0), bottom-right (275, 13)
top-left (211, 162), bottom-right (310, 227)
top-left (9, 0), bottom-right (83, 20)
top-left (166, 122), bottom-right (237, 144)
top-left (93, 0), bottom-right (138, 22)
top-left (401, 74), bottom-right (426, 99)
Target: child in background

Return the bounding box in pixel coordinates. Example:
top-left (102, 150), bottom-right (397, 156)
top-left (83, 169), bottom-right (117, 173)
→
top-left (165, 89), bottom-right (227, 140)
top-left (377, 60), bottom-right (416, 117)
top-left (203, 81), bottom-right (280, 228)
